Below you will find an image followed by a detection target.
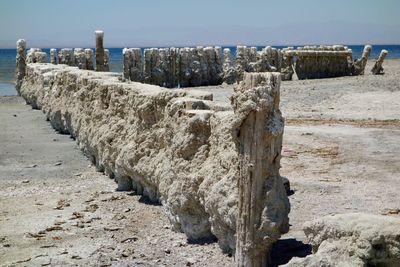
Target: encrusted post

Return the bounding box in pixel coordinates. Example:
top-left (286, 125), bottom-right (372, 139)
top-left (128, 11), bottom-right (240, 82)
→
top-left (232, 72), bottom-right (289, 267)
top-left (95, 30), bottom-right (109, 71)
top-left (15, 39), bottom-right (27, 95)
top-left (352, 45), bottom-right (372, 75)
top-left (223, 48), bottom-right (237, 84)
top-left (58, 49), bottom-right (75, 66)
top-left (85, 48), bottom-right (94, 70)
top-left (50, 48), bottom-right (57, 64)
top-left (74, 48), bottom-right (86, 69)
top-left (371, 50), bottom-right (388, 75)
top-left (280, 48), bottom-right (294, 81)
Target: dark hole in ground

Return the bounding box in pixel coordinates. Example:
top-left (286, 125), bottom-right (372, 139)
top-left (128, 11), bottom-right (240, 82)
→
top-left (269, 238), bottom-right (312, 266)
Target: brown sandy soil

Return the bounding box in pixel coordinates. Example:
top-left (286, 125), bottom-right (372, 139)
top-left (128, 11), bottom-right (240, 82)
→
top-left (1, 59), bottom-right (400, 266)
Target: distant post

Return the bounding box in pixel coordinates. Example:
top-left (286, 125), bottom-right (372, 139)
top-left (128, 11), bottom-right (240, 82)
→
top-left (15, 39), bottom-right (27, 95)
top-left (352, 45), bottom-right (372, 75)
top-left (371, 50), bottom-right (388, 75)
top-left (95, 30), bottom-right (109, 71)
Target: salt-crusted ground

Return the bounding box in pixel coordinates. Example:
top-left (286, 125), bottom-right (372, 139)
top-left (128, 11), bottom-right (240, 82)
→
top-left (1, 59), bottom-right (399, 266)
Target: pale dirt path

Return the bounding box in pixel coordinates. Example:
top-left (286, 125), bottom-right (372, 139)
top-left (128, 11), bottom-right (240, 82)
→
top-left (0, 96), bottom-right (233, 267)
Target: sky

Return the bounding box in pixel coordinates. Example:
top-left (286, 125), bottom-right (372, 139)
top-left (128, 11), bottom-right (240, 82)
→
top-left (0, 0), bottom-right (399, 48)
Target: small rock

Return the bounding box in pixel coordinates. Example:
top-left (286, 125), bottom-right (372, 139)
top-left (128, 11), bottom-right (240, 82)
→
top-left (70, 211), bottom-right (84, 220)
top-left (40, 244), bottom-right (56, 248)
top-left (164, 249), bottom-right (171, 254)
top-left (104, 227), bottom-right (121, 231)
top-left (54, 162), bottom-right (62, 166)
top-left (121, 248), bottom-right (134, 257)
top-left (54, 199), bottom-right (70, 210)
top-left (123, 208), bottom-right (131, 213)
top-left (84, 203), bottom-right (99, 213)
top-left (58, 250), bottom-right (68, 255)
top-left (22, 180), bottom-right (30, 184)
top-left (46, 226), bottom-right (63, 232)
top-left (186, 257), bottom-right (196, 266)
top-left (26, 164), bottom-right (38, 168)
top-left (121, 236), bottom-right (138, 243)
top-left (71, 255), bottom-right (82, 260)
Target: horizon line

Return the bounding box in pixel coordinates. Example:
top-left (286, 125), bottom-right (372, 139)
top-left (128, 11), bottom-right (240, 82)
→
top-left (1, 43), bottom-right (400, 49)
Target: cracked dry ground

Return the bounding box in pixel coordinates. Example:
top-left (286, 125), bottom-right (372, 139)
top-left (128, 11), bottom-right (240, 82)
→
top-left (1, 59), bottom-right (400, 266)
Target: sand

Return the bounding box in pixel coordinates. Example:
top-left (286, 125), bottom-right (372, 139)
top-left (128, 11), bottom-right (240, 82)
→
top-left (1, 59), bottom-right (399, 266)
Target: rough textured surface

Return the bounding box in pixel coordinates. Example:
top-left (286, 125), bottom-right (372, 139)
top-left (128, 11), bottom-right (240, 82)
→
top-left (74, 48), bottom-right (87, 70)
top-left (280, 47), bottom-right (294, 81)
top-left (50, 48), bottom-right (57, 64)
top-left (58, 48), bottom-right (75, 66)
top-left (283, 213), bottom-right (400, 267)
top-left (371, 49), bottom-right (388, 75)
top-left (19, 63), bottom-right (289, 254)
top-left (0, 95), bottom-right (234, 267)
top-left (233, 73), bottom-right (290, 266)
top-left (123, 48), bottom-right (143, 82)
top-left (351, 45), bottom-right (372, 75)
top-left (291, 45), bottom-right (352, 79)
top-left (222, 48), bottom-right (237, 84)
top-left (95, 30), bottom-right (109, 72)
top-left (84, 48), bottom-right (94, 70)
top-left (26, 48), bottom-right (48, 64)
top-left (15, 39), bottom-right (26, 94)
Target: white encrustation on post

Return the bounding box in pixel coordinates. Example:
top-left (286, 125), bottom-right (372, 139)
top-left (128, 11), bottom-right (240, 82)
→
top-left (85, 48), bottom-right (94, 70)
top-left (371, 50), bottom-right (388, 75)
top-left (58, 49), bottom-right (75, 66)
top-left (15, 39), bottom-right (27, 95)
top-left (50, 48), bottom-right (57, 64)
top-left (352, 45), bottom-right (372, 75)
top-left (231, 72), bottom-right (289, 267)
top-left (74, 48), bottom-right (86, 69)
top-left (95, 30), bottom-right (109, 71)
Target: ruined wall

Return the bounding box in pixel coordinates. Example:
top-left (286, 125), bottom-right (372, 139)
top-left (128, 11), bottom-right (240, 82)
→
top-left (290, 45), bottom-right (353, 79)
top-left (124, 46), bottom-right (223, 88)
top-left (122, 45), bottom-right (286, 87)
top-left (19, 63), bottom-right (289, 255)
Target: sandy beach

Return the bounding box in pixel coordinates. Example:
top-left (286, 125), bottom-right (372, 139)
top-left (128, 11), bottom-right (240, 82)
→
top-left (1, 59), bottom-right (399, 266)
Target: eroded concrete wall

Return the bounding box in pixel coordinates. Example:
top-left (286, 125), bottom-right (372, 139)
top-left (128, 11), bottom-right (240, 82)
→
top-left (19, 63), bottom-right (290, 255)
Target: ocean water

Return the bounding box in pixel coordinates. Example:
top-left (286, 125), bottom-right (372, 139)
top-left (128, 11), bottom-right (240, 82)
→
top-left (1, 45), bottom-right (400, 96)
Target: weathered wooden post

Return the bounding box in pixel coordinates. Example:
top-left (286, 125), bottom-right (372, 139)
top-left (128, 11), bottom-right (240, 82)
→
top-left (85, 48), bottom-right (94, 70)
top-left (371, 50), bottom-right (388, 75)
top-left (232, 72), bottom-right (289, 267)
top-left (15, 39), bottom-right (26, 95)
top-left (50, 48), bottom-right (57, 64)
top-left (352, 45), bottom-right (372, 75)
top-left (95, 30), bottom-right (109, 71)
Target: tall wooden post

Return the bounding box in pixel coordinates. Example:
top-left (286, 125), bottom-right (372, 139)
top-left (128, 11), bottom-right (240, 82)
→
top-left (232, 72), bottom-right (288, 267)
top-left (15, 39), bottom-right (26, 95)
top-left (95, 30), bottom-right (109, 72)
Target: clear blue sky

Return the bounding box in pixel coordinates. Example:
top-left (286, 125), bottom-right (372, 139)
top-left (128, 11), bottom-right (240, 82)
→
top-left (1, 0), bottom-right (399, 48)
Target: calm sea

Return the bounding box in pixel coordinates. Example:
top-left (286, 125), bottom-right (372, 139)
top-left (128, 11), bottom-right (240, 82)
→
top-left (1, 45), bottom-right (400, 96)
